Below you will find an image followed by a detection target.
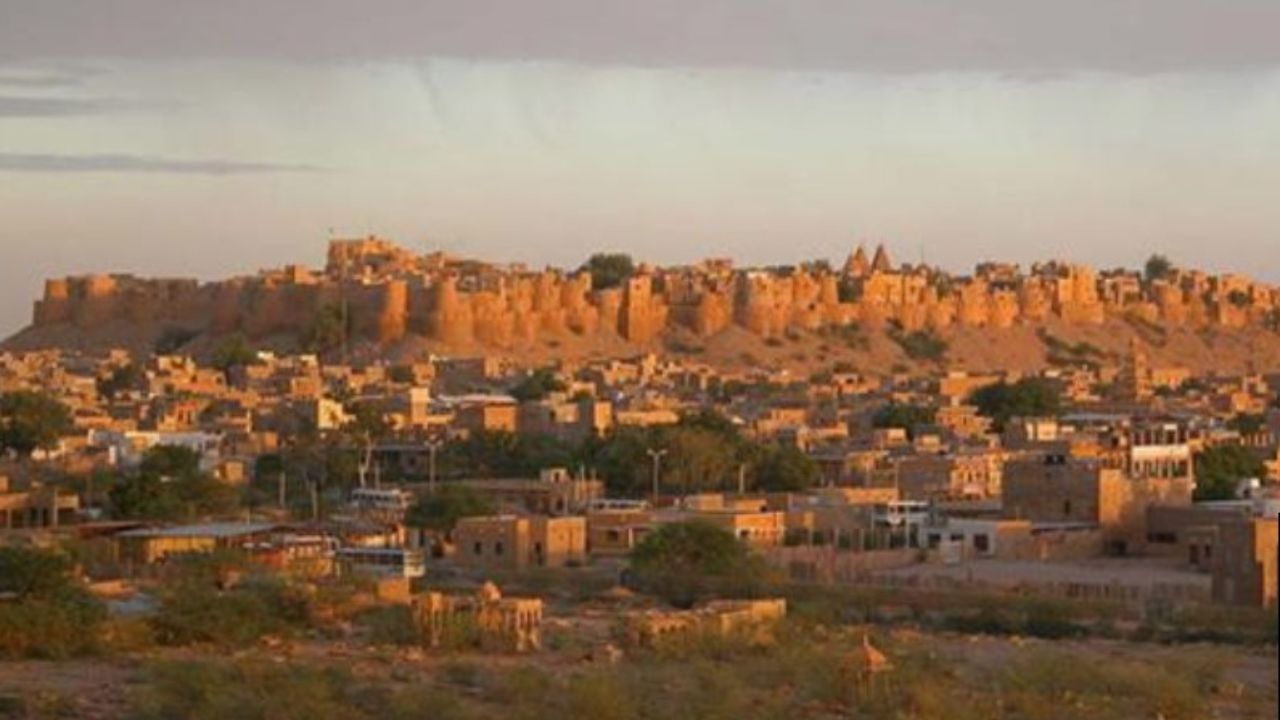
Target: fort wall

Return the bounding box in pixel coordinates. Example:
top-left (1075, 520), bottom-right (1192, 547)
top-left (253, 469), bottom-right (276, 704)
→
top-left (26, 239), bottom-right (1280, 351)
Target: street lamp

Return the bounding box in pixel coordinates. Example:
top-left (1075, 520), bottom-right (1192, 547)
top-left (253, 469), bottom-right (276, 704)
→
top-left (646, 448), bottom-right (667, 504)
top-left (426, 435), bottom-right (444, 495)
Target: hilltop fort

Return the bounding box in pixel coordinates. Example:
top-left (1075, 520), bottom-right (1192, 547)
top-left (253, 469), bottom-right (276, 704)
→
top-left (7, 237), bottom-right (1280, 373)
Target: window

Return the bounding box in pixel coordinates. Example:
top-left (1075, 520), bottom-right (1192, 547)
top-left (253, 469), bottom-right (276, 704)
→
top-left (473, 542), bottom-right (482, 555)
top-left (1062, 500), bottom-right (1072, 517)
top-left (494, 541), bottom-right (504, 556)
top-left (973, 534), bottom-right (990, 553)
top-left (606, 530), bottom-right (620, 542)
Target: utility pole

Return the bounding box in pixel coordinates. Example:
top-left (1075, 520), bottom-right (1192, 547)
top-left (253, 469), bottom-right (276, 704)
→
top-left (737, 463), bottom-right (747, 496)
top-left (646, 448), bottom-right (667, 505)
top-left (340, 243), bottom-right (350, 367)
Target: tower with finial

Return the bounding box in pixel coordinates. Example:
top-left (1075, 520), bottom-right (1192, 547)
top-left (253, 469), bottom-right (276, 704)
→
top-left (844, 245), bottom-right (870, 277)
top-left (871, 244), bottom-right (893, 273)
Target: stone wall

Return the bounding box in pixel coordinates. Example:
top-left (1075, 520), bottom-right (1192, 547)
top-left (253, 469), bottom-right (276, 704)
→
top-left (26, 239), bottom-right (1280, 350)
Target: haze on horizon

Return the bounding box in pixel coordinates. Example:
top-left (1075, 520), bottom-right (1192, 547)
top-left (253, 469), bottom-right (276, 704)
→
top-left (1, 1), bottom-right (1278, 336)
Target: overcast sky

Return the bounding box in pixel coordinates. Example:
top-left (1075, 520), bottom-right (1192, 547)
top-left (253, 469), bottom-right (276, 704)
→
top-left (1, 1), bottom-right (1278, 335)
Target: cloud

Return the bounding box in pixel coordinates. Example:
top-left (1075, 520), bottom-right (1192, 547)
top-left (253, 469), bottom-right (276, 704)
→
top-left (0, 63), bottom-right (104, 87)
top-left (0, 153), bottom-right (322, 175)
top-left (0, 74), bottom-right (82, 88)
top-left (0, 95), bottom-right (167, 116)
top-left (3, 1), bottom-right (1279, 75)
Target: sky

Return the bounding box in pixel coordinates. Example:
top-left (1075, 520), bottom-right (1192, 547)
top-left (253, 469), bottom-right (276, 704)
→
top-left (1, 1), bottom-right (1279, 336)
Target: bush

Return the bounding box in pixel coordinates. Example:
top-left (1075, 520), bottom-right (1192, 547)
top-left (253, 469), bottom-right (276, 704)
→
top-left (150, 561), bottom-right (314, 648)
top-left (356, 605), bottom-right (418, 647)
top-left (509, 367), bottom-right (567, 402)
top-left (580, 253), bottom-right (636, 291)
top-left (970, 377), bottom-right (1062, 430)
top-left (1194, 445), bottom-right (1265, 501)
top-left (871, 402), bottom-right (937, 439)
top-left (889, 328), bottom-right (948, 362)
top-left (0, 546), bottom-right (106, 659)
top-left (628, 521), bottom-right (770, 608)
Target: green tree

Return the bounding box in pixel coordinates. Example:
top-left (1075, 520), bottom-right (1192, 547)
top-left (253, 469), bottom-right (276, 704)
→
top-left (302, 303), bottom-right (348, 356)
top-left (509, 368), bottom-right (567, 402)
top-left (753, 445), bottom-right (818, 492)
top-left (678, 408), bottom-right (741, 437)
top-left (440, 430), bottom-right (576, 479)
top-left (662, 427), bottom-right (739, 494)
top-left (108, 472), bottom-right (183, 520)
top-left (108, 445), bottom-right (240, 521)
top-left (0, 547), bottom-right (106, 659)
top-left (212, 333), bottom-right (258, 373)
top-left (580, 253), bottom-right (636, 290)
top-left (1193, 445), bottom-right (1264, 501)
top-left (889, 328), bottom-right (948, 362)
top-left (970, 378), bottom-right (1062, 431)
top-left (98, 363), bottom-right (144, 400)
top-left (1227, 413), bottom-right (1267, 436)
top-left (153, 326), bottom-right (198, 355)
top-left (582, 426), bottom-right (654, 497)
top-left (1144, 254), bottom-right (1173, 282)
top-left (140, 445), bottom-right (203, 478)
top-left (405, 485), bottom-right (496, 534)
top-left (871, 402), bottom-right (937, 439)
top-left (0, 390), bottom-right (73, 458)
top-left (150, 554), bottom-right (312, 648)
top-left (628, 521), bottom-right (768, 608)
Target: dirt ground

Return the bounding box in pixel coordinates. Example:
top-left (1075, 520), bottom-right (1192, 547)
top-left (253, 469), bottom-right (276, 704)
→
top-left (2, 628), bottom-right (1275, 719)
top-left (876, 556), bottom-right (1213, 591)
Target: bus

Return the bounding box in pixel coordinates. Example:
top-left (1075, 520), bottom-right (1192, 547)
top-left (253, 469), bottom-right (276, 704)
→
top-left (335, 547), bottom-right (425, 579)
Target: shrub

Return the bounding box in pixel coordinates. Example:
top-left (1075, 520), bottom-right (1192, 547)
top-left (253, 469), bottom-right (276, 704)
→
top-left (0, 546), bottom-right (106, 659)
top-left (969, 377), bottom-right (1062, 430)
top-left (150, 567), bottom-right (313, 648)
top-left (628, 521), bottom-right (770, 608)
top-left (889, 328), bottom-right (948, 362)
top-left (580, 253), bottom-right (636, 290)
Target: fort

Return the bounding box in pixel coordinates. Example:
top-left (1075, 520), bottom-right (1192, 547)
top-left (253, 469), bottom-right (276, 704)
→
top-left (12, 236), bottom-right (1280, 357)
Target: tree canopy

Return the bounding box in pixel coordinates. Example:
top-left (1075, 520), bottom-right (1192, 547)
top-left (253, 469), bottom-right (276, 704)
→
top-left (0, 546), bottom-right (106, 659)
top-left (1144, 254), bottom-right (1173, 283)
top-left (580, 253), bottom-right (636, 291)
top-left (970, 378), bottom-right (1062, 431)
top-left (98, 363), bottom-right (144, 400)
top-left (0, 390), bottom-right (73, 458)
top-left (509, 368), bottom-right (567, 402)
top-left (628, 521), bottom-right (769, 608)
top-left (753, 444), bottom-right (819, 492)
top-left (440, 430), bottom-right (577, 479)
top-left (212, 333), bottom-right (259, 373)
top-left (1227, 413), bottom-right (1267, 436)
top-left (303, 303), bottom-right (349, 356)
top-left (405, 484), bottom-right (497, 534)
top-left (1193, 445), bottom-right (1264, 501)
top-left (871, 402), bottom-right (937, 439)
top-left (108, 445), bottom-right (240, 521)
